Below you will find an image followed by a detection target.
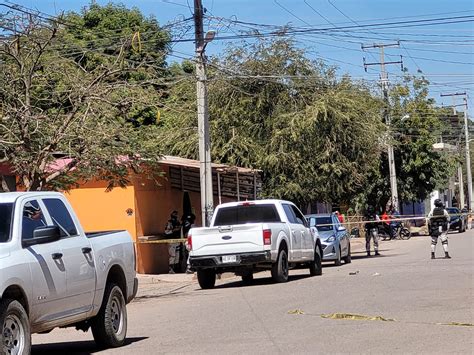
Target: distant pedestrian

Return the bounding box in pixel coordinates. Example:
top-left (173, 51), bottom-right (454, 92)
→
top-left (182, 212), bottom-right (196, 274)
top-left (335, 211), bottom-right (345, 223)
top-left (427, 199), bottom-right (451, 259)
top-left (165, 210), bottom-right (181, 273)
top-left (364, 205), bottom-right (380, 256)
top-left (165, 210), bottom-right (181, 238)
top-left (381, 209), bottom-right (392, 238)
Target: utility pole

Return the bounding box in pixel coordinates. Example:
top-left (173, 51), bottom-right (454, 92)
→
top-left (362, 42), bottom-right (403, 211)
top-left (463, 98), bottom-right (473, 212)
top-left (441, 92), bottom-right (466, 209)
top-left (194, 0), bottom-right (214, 226)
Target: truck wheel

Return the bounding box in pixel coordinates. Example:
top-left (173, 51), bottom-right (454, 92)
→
top-left (0, 299), bottom-right (31, 355)
top-left (91, 283), bottom-right (127, 348)
top-left (197, 269), bottom-right (216, 289)
top-left (309, 245), bottom-right (322, 276)
top-left (271, 248), bottom-right (289, 283)
top-left (241, 272), bottom-right (254, 285)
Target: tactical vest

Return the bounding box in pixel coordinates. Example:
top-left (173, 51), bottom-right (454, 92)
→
top-left (430, 207), bottom-right (448, 235)
top-left (365, 213), bottom-right (378, 229)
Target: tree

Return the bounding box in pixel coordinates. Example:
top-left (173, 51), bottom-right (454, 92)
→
top-left (363, 73), bottom-right (455, 211)
top-left (0, 4), bottom-right (171, 191)
top-left (159, 39), bottom-right (384, 206)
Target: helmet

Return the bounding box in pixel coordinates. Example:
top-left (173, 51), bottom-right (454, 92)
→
top-left (434, 199), bottom-right (444, 208)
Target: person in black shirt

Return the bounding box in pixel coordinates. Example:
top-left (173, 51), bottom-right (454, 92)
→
top-left (364, 205), bottom-right (381, 257)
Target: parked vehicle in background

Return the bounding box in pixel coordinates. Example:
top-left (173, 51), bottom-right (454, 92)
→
top-left (0, 192), bottom-right (137, 354)
top-left (306, 213), bottom-right (351, 265)
top-left (446, 207), bottom-right (467, 233)
top-left (188, 200), bottom-right (323, 289)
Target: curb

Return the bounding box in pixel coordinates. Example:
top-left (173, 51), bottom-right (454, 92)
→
top-left (137, 272), bottom-right (238, 284)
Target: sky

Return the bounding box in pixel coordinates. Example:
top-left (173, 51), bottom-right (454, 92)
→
top-left (3, 0), bottom-right (474, 114)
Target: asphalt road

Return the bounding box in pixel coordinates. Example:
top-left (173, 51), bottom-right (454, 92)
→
top-left (33, 231), bottom-right (474, 354)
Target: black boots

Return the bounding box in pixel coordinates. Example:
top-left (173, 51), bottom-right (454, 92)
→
top-left (367, 251), bottom-right (371, 257)
top-left (432, 252), bottom-right (452, 259)
top-left (375, 251), bottom-right (380, 256)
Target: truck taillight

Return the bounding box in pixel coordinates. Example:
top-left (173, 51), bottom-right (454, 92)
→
top-left (263, 229), bottom-right (272, 245)
top-left (187, 234), bottom-right (192, 251)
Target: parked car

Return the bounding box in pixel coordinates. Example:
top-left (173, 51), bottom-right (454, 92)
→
top-left (0, 192), bottom-right (138, 354)
top-left (305, 213), bottom-right (351, 265)
top-left (446, 207), bottom-right (467, 233)
top-left (188, 200), bottom-right (323, 289)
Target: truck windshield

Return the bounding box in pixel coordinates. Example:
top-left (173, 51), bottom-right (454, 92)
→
top-left (214, 204), bottom-right (281, 226)
top-left (0, 203), bottom-right (13, 243)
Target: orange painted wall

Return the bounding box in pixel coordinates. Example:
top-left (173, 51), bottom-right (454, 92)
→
top-left (64, 180), bottom-right (137, 240)
top-left (62, 168), bottom-right (243, 274)
top-left (133, 166), bottom-right (203, 237)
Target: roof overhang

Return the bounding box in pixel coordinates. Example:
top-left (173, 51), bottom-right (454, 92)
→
top-left (432, 143), bottom-right (457, 152)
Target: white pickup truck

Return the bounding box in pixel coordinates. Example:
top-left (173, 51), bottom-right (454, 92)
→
top-left (188, 200), bottom-right (322, 289)
top-left (0, 192), bottom-right (137, 354)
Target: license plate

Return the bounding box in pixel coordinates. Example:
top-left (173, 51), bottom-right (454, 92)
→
top-left (222, 255), bottom-right (237, 263)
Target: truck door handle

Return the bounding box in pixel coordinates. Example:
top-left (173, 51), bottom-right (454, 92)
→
top-left (52, 252), bottom-right (63, 260)
top-left (82, 247), bottom-right (92, 254)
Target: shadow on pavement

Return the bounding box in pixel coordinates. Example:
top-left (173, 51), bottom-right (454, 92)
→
top-left (32, 336), bottom-right (148, 354)
top-left (213, 273), bottom-right (312, 289)
top-left (349, 253), bottom-right (403, 261)
top-left (133, 290), bottom-right (192, 302)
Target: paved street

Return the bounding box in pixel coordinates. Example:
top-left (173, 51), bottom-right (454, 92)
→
top-left (33, 231), bottom-right (473, 354)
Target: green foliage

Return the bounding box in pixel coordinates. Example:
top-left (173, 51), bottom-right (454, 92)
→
top-left (364, 74), bottom-right (455, 210)
top-left (0, 3), bottom-right (170, 191)
top-left (159, 39), bottom-right (383, 206)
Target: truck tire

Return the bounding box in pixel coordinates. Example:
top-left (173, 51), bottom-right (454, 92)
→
top-left (91, 283), bottom-right (127, 348)
top-left (309, 245), bottom-right (322, 276)
top-left (197, 269), bottom-right (216, 289)
top-left (241, 272), bottom-right (254, 285)
top-left (271, 248), bottom-right (289, 283)
top-left (0, 298), bottom-right (31, 355)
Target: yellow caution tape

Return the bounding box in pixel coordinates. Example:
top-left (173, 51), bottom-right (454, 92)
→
top-left (321, 313), bottom-right (395, 322)
top-left (287, 309), bottom-right (305, 315)
top-left (436, 322), bottom-right (474, 327)
top-left (136, 238), bottom-right (186, 244)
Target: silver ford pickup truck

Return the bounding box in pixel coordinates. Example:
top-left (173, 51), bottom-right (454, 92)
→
top-left (188, 200), bottom-right (322, 289)
top-left (0, 192), bottom-right (137, 355)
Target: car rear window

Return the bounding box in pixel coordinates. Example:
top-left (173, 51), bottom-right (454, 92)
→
top-left (314, 217), bottom-right (333, 232)
top-left (213, 204), bottom-right (281, 226)
top-left (0, 203), bottom-right (14, 243)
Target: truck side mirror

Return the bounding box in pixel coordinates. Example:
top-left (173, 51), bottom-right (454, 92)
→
top-left (23, 226), bottom-right (61, 247)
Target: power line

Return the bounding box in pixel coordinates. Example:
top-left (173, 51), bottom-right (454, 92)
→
top-left (166, 15), bottom-right (474, 44)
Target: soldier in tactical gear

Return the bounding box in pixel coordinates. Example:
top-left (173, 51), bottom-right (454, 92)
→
top-left (427, 199), bottom-right (451, 259)
top-left (364, 205), bottom-right (381, 256)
